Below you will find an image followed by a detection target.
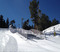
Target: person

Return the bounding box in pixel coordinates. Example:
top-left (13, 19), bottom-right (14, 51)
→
top-left (54, 27), bottom-right (56, 36)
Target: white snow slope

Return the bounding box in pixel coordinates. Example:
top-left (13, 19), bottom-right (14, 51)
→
top-left (43, 24), bottom-right (60, 34)
top-left (0, 24), bottom-right (60, 52)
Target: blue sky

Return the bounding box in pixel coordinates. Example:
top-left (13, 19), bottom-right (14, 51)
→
top-left (0, 0), bottom-right (60, 27)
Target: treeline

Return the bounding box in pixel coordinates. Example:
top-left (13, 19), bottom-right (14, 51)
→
top-left (22, 14), bottom-right (59, 31)
top-left (22, 0), bottom-right (59, 31)
top-left (0, 15), bottom-right (16, 28)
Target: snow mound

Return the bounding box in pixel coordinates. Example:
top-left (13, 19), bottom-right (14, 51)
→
top-left (43, 24), bottom-right (60, 35)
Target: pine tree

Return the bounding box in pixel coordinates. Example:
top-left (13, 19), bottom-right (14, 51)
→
top-left (10, 20), bottom-right (16, 28)
top-left (51, 18), bottom-right (59, 26)
top-left (22, 19), bottom-right (29, 30)
top-left (0, 15), bottom-right (3, 27)
top-left (29, 0), bottom-right (40, 30)
top-left (40, 14), bottom-right (51, 30)
top-left (23, 19), bottom-right (34, 30)
top-left (0, 15), bottom-right (6, 28)
top-left (3, 20), bottom-right (6, 28)
top-left (6, 18), bottom-right (9, 28)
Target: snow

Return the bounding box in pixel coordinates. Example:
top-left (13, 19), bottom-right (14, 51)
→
top-left (0, 24), bottom-right (60, 52)
top-left (43, 24), bottom-right (60, 35)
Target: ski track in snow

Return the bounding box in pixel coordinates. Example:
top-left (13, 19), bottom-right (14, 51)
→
top-left (6, 30), bottom-right (60, 52)
top-left (5, 30), bottom-right (51, 52)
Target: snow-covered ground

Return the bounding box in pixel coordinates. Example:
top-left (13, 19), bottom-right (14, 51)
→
top-left (0, 24), bottom-right (60, 52)
top-left (43, 24), bottom-right (60, 35)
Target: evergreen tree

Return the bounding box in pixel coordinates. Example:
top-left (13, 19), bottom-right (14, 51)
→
top-left (22, 19), bottom-right (29, 30)
top-left (6, 18), bottom-right (9, 28)
top-left (23, 19), bottom-right (34, 30)
top-left (40, 14), bottom-right (51, 30)
top-left (0, 15), bottom-right (3, 27)
top-left (29, 0), bottom-right (40, 30)
top-left (0, 15), bottom-right (6, 28)
top-left (51, 18), bottom-right (59, 26)
top-left (10, 20), bottom-right (16, 28)
top-left (3, 20), bottom-right (6, 28)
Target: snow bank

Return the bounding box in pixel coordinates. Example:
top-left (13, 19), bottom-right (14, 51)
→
top-left (43, 24), bottom-right (60, 35)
